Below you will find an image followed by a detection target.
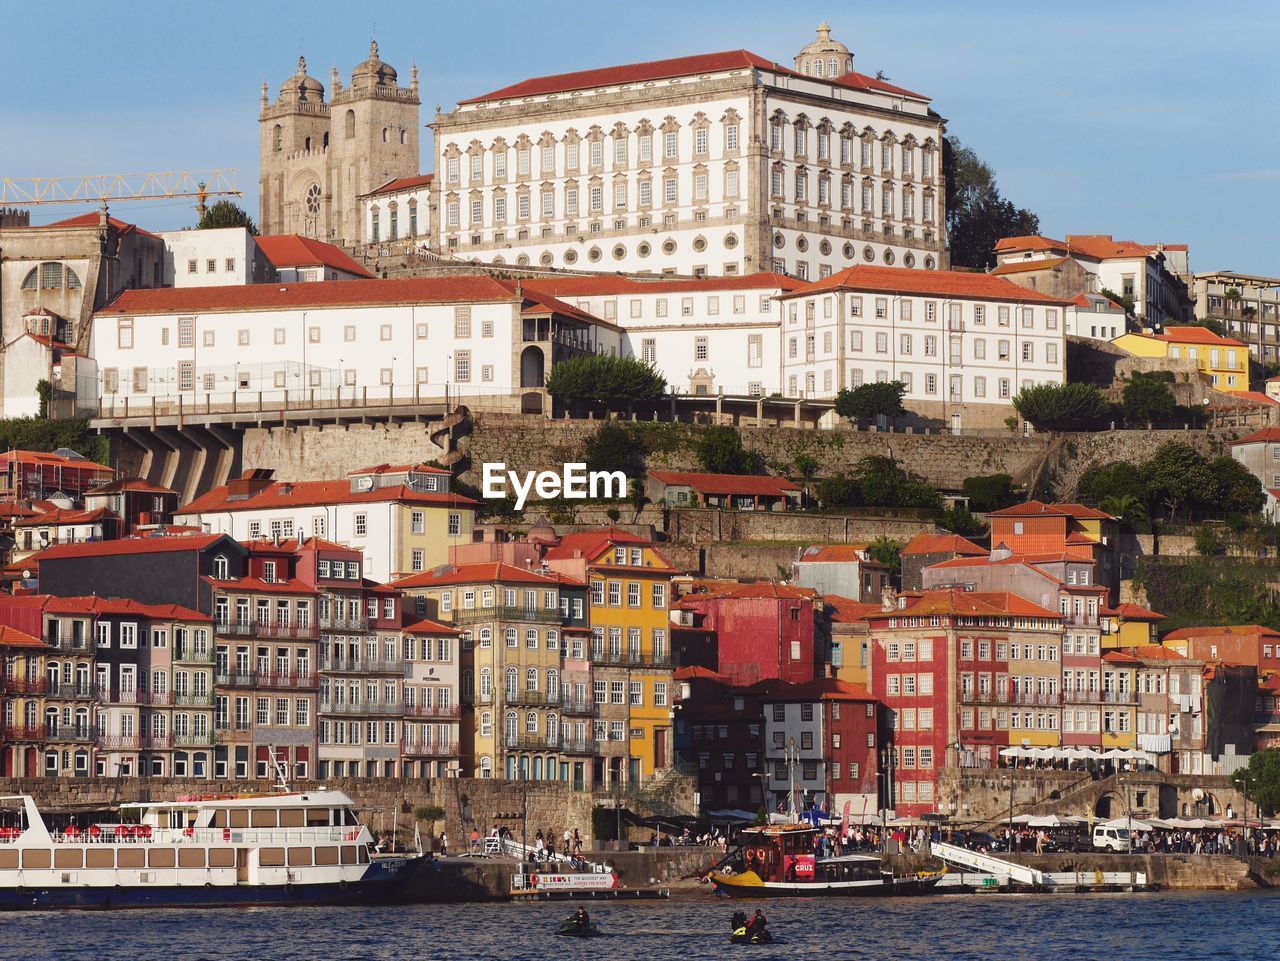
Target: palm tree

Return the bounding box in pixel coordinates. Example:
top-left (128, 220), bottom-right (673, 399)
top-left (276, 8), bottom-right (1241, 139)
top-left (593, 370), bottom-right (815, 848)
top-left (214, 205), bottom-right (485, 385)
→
top-left (1100, 494), bottom-right (1147, 528)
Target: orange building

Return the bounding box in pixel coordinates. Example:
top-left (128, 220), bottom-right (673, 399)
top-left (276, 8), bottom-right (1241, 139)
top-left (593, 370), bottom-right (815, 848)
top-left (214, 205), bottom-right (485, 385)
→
top-left (987, 502), bottom-right (1120, 597)
top-left (1162, 625), bottom-right (1280, 673)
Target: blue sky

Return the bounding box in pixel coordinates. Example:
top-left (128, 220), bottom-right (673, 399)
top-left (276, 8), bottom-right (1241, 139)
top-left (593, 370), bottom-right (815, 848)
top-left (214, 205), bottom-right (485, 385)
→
top-left (3, 0), bottom-right (1274, 276)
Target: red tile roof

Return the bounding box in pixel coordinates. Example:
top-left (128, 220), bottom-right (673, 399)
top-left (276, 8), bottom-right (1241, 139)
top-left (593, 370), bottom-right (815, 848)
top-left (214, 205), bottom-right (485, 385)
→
top-left (522, 272), bottom-right (803, 298)
top-left (825, 596), bottom-right (882, 623)
top-left (11, 507), bottom-right (109, 527)
top-left (0, 450), bottom-right (112, 473)
top-left (1, 593), bottom-right (209, 621)
top-left (647, 470), bottom-right (800, 497)
top-left (901, 532), bottom-right (987, 557)
top-left (694, 581), bottom-right (819, 601)
top-left (255, 234), bottom-right (373, 279)
top-left (542, 528), bottom-right (650, 561)
top-left (1231, 427), bottom-right (1280, 446)
top-left (0, 625), bottom-right (46, 649)
top-left (989, 257), bottom-right (1071, 276)
top-left (402, 617), bottom-right (459, 635)
top-left (1128, 644), bottom-right (1187, 661)
top-left (1102, 650), bottom-right (1142, 664)
top-left (177, 478), bottom-right (478, 514)
top-left (995, 234), bottom-right (1183, 262)
top-left (390, 561), bottom-right (584, 590)
top-left (1150, 326), bottom-right (1246, 348)
top-left (96, 274), bottom-right (595, 320)
top-left (459, 49), bottom-right (927, 105)
top-left (1107, 602), bottom-right (1165, 621)
top-left (673, 665), bottom-right (729, 682)
top-left (783, 265), bottom-right (1069, 304)
top-left (204, 575), bottom-right (316, 595)
top-left (85, 477), bottom-right (177, 496)
top-left (994, 236), bottom-right (1071, 255)
top-left (349, 463), bottom-right (450, 476)
top-left (867, 588), bottom-right (1061, 620)
top-left (38, 212), bottom-right (159, 240)
top-left (796, 545), bottom-right (872, 564)
top-left (988, 500), bottom-right (1112, 520)
top-left (1163, 624), bottom-right (1280, 640)
top-left (361, 173), bottom-right (434, 197)
top-left (37, 532), bottom-right (229, 560)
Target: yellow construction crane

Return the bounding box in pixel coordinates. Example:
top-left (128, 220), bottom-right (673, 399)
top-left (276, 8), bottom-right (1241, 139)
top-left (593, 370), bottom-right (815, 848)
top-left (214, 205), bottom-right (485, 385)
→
top-left (0, 169), bottom-right (241, 218)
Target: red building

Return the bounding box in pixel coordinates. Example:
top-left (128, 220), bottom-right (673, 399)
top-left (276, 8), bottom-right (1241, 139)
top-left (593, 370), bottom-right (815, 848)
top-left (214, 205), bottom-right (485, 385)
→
top-left (675, 581), bottom-right (827, 685)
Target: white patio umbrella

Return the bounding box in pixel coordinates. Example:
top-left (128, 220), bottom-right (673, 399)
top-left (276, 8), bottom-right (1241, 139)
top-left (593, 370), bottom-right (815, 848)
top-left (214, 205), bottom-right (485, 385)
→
top-left (1027, 814), bottom-right (1074, 828)
top-left (1103, 817), bottom-right (1154, 831)
top-left (999, 746), bottom-right (1028, 758)
top-left (1009, 814), bottom-right (1037, 825)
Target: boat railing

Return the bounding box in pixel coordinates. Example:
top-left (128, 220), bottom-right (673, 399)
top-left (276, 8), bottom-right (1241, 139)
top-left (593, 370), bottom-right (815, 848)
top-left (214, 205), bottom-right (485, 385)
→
top-left (32, 826), bottom-right (366, 845)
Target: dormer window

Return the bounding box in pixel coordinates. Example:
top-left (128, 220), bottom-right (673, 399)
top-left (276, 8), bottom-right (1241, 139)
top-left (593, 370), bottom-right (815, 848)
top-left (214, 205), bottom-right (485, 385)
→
top-left (318, 560), bottom-right (330, 579)
top-left (212, 555), bottom-right (229, 580)
top-left (263, 561), bottom-right (277, 583)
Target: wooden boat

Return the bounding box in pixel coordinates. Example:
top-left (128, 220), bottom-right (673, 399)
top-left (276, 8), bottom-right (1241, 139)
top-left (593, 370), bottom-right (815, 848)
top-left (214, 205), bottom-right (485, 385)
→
top-left (0, 790), bottom-right (422, 910)
top-left (707, 824), bottom-right (942, 898)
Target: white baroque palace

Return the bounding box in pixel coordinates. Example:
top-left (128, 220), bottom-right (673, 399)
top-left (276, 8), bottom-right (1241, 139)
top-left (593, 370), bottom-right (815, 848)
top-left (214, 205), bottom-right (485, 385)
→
top-left (430, 25), bottom-right (947, 279)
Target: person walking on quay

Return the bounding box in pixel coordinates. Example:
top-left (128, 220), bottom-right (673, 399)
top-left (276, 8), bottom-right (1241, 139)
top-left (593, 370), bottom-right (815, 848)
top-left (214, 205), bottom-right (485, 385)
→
top-left (573, 828), bottom-right (583, 857)
top-left (535, 829), bottom-right (545, 860)
top-left (1034, 830), bottom-right (1044, 855)
top-left (439, 831), bottom-right (448, 857)
top-left (471, 827), bottom-right (480, 853)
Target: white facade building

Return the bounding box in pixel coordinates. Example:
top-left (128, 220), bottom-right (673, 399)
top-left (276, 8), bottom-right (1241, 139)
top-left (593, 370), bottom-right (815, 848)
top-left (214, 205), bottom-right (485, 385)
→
top-left (156, 228), bottom-right (264, 288)
top-left (90, 275), bottom-right (619, 416)
top-left (777, 265), bottom-right (1070, 429)
top-left (359, 174), bottom-right (434, 249)
top-left (523, 273), bottom-right (803, 396)
top-left (431, 26), bottom-right (946, 279)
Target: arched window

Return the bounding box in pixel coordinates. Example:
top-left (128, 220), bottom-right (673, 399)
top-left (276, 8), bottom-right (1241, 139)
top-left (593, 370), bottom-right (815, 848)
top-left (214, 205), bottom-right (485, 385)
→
top-left (547, 713), bottom-right (559, 744)
top-left (504, 711), bottom-right (517, 740)
top-left (480, 712), bottom-right (492, 737)
top-left (212, 555), bottom-right (229, 580)
top-left (525, 711), bottom-right (538, 733)
top-left (478, 627), bottom-right (492, 647)
top-left (21, 268), bottom-right (37, 290)
top-left (382, 127), bottom-right (389, 143)
top-left (304, 135), bottom-right (312, 151)
top-left (546, 629), bottom-right (559, 651)
top-left (322, 132), bottom-right (329, 149)
top-left (400, 130), bottom-right (407, 145)
top-left (66, 267), bottom-right (81, 289)
top-left (41, 263), bottom-right (62, 289)
top-left (344, 110), bottom-right (355, 139)
top-left (546, 669), bottom-right (559, 699)
top-left (814, 59), bottom-right (825, 77)
top-left (505, 628), bottom-right (517, 647)
top-left (479, 667), bottom-right (492, 697)
top-left (525, 668), bottom-right (538, 692)
top-left (461, 669), bottom-right (473, 695)
top-left (505, 667), bottom-right (518, 698)
top-left (828, 57), bottom-right (838, 76)
top-left (525, 628), bottom-right (538, 649)
top-left (273, 124), bottom-right (282, 151)
top-left (479, 756), bottom-right (492, 778)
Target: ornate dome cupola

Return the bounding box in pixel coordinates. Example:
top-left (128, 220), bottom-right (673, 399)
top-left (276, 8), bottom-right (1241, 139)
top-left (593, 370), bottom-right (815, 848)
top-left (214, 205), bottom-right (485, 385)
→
top-left (795, 22), bottom-right (853, 79)
top-left (351, 39), bottom-right (398, 89)
top-left (280, 55), bottom-right (325, 103)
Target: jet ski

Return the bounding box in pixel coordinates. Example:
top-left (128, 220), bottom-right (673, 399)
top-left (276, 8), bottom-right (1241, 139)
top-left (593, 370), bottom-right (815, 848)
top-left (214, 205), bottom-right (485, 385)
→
top-left (557, 918), bottom-right (604, 938)
top-left (730, 926), bottom-right (774, 944)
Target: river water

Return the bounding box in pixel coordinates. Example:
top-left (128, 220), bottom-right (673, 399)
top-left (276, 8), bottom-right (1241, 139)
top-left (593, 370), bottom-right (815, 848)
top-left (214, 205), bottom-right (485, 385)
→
top-left (6, 890), bottom-right (1272, 960)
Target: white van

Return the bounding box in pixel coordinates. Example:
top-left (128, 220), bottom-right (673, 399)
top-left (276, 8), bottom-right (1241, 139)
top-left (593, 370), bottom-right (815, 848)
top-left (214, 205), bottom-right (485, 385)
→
top-left (1092, 825), bottom-right (1131, 852)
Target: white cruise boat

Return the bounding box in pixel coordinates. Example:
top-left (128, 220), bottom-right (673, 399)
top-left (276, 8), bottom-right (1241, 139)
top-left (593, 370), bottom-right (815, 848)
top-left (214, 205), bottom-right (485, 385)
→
top-left (0, 789), bottom-right (421, 910)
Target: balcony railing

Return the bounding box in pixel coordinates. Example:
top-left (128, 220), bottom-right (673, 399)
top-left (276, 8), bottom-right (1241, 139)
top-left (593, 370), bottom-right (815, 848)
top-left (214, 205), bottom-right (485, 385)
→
top-left (98, 689), bottom-right (175, 706)
top-left (257, 672), bottom-right (318, 690)
top-left (318, 616), bottom-right (367, 632)
top-left (401, 739), bottom-right (459, 757)
top-left (44, 636), bottom-right (92, 653)
top-left (960, 690), bottom-right (1060, 707)
top-left (560, 736), bottom-right (597, 754)
top-left (319, 658), bottom-right (405, 674)
top-left (5, 677), bottom-right (47, 695)
top-left (508, 690), bottom-right (562, 708)
top-left (174, 646), bottom-right (215, 663)
top-left (318, 700), bottom-right (402, 716)
top-left (215, 620), bottom-right (317, 639)
top-left (453, 606), bottom-right (562, 625)
top-left (1062, 689), bottom-right (1104, 705)
top-left (403, 703), bottom-right (461, 719)
top-left (504, 733), bottom-right (560, 752)
top-left (173, 692), bottom-right (215, 707)
top-left (560, 699), bottom-right (597, 717)
top-left (46, 726), bottom-right (94, 743)
top-left (589, 651), bottom-right (672, 669)
top-left (173, 732), bottom-right (217, 748)
top-left (1, 724), bottom-right (44, 741)
top-left (46, 683), bottom-right (98, 701)
top-left (214, 672), bottom-right (258, 688)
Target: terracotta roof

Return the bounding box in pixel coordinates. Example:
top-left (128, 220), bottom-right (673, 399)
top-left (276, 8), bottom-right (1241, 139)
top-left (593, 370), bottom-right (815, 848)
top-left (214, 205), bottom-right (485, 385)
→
top-left (782, 265), bottom-right (1069, 304)
top-left (241, 537), bottom-right (355, 555)
top-left (96, 274), bottom-right (599, 320)
top-left (0, 450), bottom-right (112, 472)
top-left (758, 677), bottom-right (877, 703)
top-left (21, 333), bottom-right (78, 354)
top-left (458, 49), bottom-right (927, 105)
top-left (85, 477), bottom-right (177, 496)
top-left (1231, 427), bottom-right (1280, 446)
top-left (1129, 644), bottom-right (1187, 661)
top-left (401, 617), bottom-right (460, 635)
top-left (673, 665), bottom-right (729, 682)
top-left (204, 575), bottom-right (316, 595)
top-left (11, 507), bottom-right (108, 527)
top-left (825, 596), bottom-right (882, 623)
top-left (0, 593), bottom-right (209, 621)
top-left (694, 581), bottom-right (818, 601)
top-left (1163, 624), bottom-right (1280, 640)
top-left (994, 236), bottom-right (1070, 255)
top-left (1107, 602), bottom-right (1166, 621)
top-left (37, 212), bottom-right (159, 240)
top-left (796, 545), bottom-right (870, 563)
top-left (647, 470), bottom-right (800, 497)
top-left (522, 271), bottom-right (803, 298)
top-left (542, 528), bottom-right (650, 561)
top-left (0, 625), bottom-right (46, 649)
top-left (1226, 391), bottom-right (1279, 408)
top-left (177, 478), bottom-right (478, 514)
top-left (989, 257), bottom-right (1071, 276)
top-left (995, 234), bottom-right (1182, 263)
top-left (255, 235), bottom-right (373, 279)
top-left (390, 561), bottom-right (583, 590)
top-left (901, 532), bottom-right (987, 557)
top-left (989, 500), bottom-right (1112, 520)
top-left (37, 533), bottom-right (229, 560)
top-left (361, 173), bottom-right (434, 197)
top-left (1150, 326), bottom-right (1246, 348)
top-left (1102, 650), bottom-right (1141, 664)
top-left (0, 503), bottom-right (38, 520)
top-left (867, 589), bottom-right (1061, 620)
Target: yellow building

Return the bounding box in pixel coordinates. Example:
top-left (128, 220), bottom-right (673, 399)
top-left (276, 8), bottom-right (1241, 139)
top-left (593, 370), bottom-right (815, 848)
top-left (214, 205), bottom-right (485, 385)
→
top-left (1000, 624), bottom-right (1065, 749)
top-left (545, 530), bottom-right (677, 787)
top-left (1100, 651), bottom-right (1139, 749)
top-left (0, 625), bottom-right (48, 778)
top-left (1101, 603), bottom-right (1165, 650)
top-left (1113, 326), bottom-right (1249, 393)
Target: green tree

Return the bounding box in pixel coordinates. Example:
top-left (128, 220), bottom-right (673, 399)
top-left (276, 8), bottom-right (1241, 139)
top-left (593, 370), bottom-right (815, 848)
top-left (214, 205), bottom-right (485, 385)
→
top-left (1208, 455), bottom-right (1265, 517)
top-left (1192, 525), bottom-right (1225, 557)
top-left (940, 504), bottom-right (985, 537)
top-left (545, 354), bottom-right (666, 410)
top-left (961, 473), bottom-right (1017, 513)
top-left (1122, 372), bottom-right (1176, 425)
top-left (584, 422), bottom-right (644, 477)
top-left (1142, 441), bottom-right (1213, 521)
top-left (943, 136), bottom-right (1040, 269)
top-left (1077, 460), bottom-right (1147, 507)
top-left (865, 535), bottom-right (903, 571)
top-left (197, 200), bottom-right (258, 234)
top-left (1011, 383), bottom-right (1110, 432)
top-left (854, 456), bottom-right (942, 510)
top-left (1099, 493), bottom-right (1148, 527)
top-left (791, 453), bottom-right (820, 499)
top-left (696, 425), bottom-right (754, 474)
top-left (1231, 747), bottom-right (1280, 817)
top-left (834, 381), bottom-right (907, 425)
top-left (815, 475), bottom-right (861, 510)
top-left (1200, 317), bottom-right (1227, 338)
top-left (35, 380), bottom-right (53, 419)
top-left (1100, 287), bottom-right (1136, 315)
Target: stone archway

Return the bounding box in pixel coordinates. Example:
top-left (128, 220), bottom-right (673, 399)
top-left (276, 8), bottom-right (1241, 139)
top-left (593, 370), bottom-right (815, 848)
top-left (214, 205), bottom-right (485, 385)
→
top-left (1093, 793), bottom-right (1116, 819)
top-left (520, 346), bottom-right (545, 389)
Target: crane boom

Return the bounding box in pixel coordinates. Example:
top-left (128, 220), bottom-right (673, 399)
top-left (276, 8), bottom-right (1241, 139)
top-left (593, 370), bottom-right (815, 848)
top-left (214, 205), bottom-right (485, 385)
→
top-left (0, 169), bottom-right (240, 208)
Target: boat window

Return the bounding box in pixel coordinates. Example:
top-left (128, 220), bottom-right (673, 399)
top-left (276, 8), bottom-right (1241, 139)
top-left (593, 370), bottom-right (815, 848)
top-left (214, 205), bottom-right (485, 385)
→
top-left (279, 808), bottom-right (305, 828)
top-left (340, 845), bottom-right (358, 865)
top-left (148, 849), bottom-right (176, 868)
top-left (209, 848), bottom-right (235, 868)
top-left (358, 846), bottom-right (370, 864)
top-left (229, 809), bottom-right (250, 829)
top-left (86, 849), bottom-right (114, 869)
top-left (0, 850), bottom-right (19, 869)
top-left (211, 810), bottom-right (228, 828)
top-left (251, 809), bottom-right (278, 827)
top-left (178, 848), bottom-right (206, 868)
top-left (288, 846), bottom-right (313, 866)
top-left (342, 808), bottom-right (358, 826)
top-left (54, 849), bottom-right (83, 869)
top-left (314, 846), bottom-right (339, 865)
top-left (305, 808), bottom-right (330, 827)
top-left (259, 848), bottom-right (286, 867)
top-left (118, 848), bottom-right (145, 868)
top-left (22, 849), bottom-right (51, 869)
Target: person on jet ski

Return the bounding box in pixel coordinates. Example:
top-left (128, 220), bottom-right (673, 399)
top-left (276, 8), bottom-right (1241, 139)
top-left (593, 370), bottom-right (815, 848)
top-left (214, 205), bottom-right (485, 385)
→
top-left (731, 910), bottom-right (747, 932)
top-left (573, 906), bottom-right (590, 930)
top-left (747, 909), bottom-right (767, 937)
